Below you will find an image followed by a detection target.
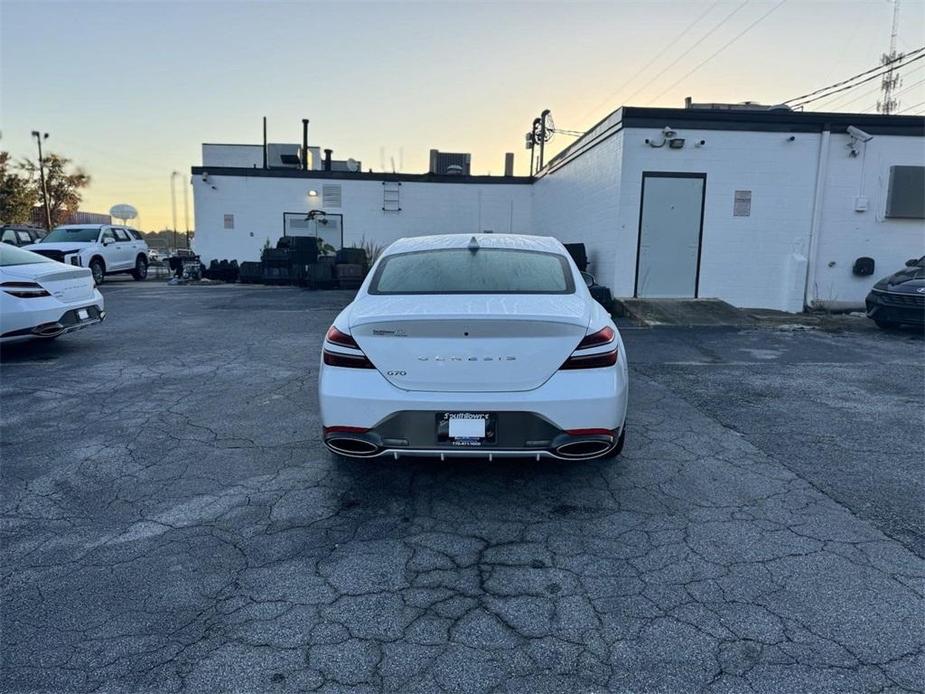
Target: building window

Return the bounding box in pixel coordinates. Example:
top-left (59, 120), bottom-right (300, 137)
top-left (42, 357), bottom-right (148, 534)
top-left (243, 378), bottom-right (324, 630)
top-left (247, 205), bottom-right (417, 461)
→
top-left (886, 166), bottom-right (925, 219)
top-left (382, 181), bottom-right (401, 212)
top-left (323, 185), bottom-right (342, 208)
top-left (224, 214), bottom-right (234, 229)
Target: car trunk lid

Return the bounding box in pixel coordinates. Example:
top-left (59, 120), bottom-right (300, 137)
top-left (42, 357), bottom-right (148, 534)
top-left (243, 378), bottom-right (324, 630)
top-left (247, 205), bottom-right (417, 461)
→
top-left (4, 264), bottom-right (96, 303)
top-left (349, 294), bottom-right (591, 392)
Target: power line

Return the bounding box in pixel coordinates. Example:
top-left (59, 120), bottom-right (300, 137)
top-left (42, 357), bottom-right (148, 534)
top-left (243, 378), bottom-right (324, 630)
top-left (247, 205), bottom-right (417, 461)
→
top-left (619, 1), bottom-right (752, 107)
top-left (818, 63), bottom-right (925, 110)
top-left (791, 51), bottom-right (925, 108)
top-left (895, 75), bottom-right (925, 98)
top-left (784, 46), bottom-right (925, 104)
top-left (647, 0), bottom-right (787, 104)
top-left (899, 99), bottom-right (925, 113)
top-left (578, 0), bottom-right (722, 122)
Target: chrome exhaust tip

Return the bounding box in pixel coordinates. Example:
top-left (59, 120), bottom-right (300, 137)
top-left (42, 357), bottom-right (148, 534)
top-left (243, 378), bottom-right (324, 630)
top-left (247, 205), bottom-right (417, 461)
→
top-left (325, 436), bottom-right (381, 457)
top-left (552, 434), bottom-right (615, 459)
top-left (31, 322), bottom-right (66, 338)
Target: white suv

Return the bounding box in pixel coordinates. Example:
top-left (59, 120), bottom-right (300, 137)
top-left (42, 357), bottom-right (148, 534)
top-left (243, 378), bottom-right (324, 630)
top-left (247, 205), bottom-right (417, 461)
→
top-left (25, 224), bottom-right (150, 285)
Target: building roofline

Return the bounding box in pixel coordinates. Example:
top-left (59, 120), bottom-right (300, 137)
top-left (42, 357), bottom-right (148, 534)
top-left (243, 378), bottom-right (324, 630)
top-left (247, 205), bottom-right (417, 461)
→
top-left (542, 106), bottom-right (925, 174)
top-left (190, 167), bottom-right (533, 185)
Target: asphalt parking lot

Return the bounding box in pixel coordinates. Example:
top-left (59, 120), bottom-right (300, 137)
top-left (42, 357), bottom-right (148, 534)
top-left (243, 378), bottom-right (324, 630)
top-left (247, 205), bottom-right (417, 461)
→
top-left (2, 282), bottom-right (923, 693)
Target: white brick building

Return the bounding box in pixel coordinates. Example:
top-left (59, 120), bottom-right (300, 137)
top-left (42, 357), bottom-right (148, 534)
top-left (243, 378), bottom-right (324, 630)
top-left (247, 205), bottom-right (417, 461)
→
top-left (192, 107), bottom-right (925, 312)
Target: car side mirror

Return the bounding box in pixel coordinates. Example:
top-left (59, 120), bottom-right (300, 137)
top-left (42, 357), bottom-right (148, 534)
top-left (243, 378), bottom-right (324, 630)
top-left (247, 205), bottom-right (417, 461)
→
top-left (580, 271), bottom-right (595, 288)
top-left (906, 258), bottom-right (918, 267)
top-left (102, 238), bottom-right (113, 246)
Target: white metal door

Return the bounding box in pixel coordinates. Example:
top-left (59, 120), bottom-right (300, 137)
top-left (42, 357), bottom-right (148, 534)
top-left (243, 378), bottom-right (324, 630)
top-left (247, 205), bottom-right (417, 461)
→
top-left (636, 174), bottom-right (705, 298)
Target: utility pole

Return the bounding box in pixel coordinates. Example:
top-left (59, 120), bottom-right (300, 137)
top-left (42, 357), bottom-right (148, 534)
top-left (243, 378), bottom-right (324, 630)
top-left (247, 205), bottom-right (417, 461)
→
top-left (878, 0), bottom-right (902, 114)
top-left (182, 174), bottom-right (190, 249)
top-left (31, 131), bottom-right (52, 230)
top-left (170, 171), bottom-right (179, 252)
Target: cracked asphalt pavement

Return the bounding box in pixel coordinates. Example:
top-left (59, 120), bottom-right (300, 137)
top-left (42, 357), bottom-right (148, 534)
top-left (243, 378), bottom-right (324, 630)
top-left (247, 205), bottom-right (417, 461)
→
top-left (2, 282), bottom-right (923, 693)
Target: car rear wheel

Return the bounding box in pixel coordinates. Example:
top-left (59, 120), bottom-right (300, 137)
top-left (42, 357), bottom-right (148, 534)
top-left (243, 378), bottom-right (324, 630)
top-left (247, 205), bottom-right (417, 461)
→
top-left (89, 258), bottom-right (105, 286)
top-left (875, 319), bottom-right (900, 330)
top-left (132, 256), bottom-right (148, 281)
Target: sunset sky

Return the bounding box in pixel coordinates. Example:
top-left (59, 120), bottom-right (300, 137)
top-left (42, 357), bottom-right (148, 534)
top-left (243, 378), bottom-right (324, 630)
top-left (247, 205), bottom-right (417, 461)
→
top-left (2, 0), bottom-right (923, 231)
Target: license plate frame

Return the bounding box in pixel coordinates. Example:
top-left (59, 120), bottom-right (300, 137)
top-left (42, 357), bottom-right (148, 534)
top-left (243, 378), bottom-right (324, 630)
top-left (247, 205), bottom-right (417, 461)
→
top-left (77, 308), bottom-right (90, 321)
top-left (436, 412), bottom-right (497, 447)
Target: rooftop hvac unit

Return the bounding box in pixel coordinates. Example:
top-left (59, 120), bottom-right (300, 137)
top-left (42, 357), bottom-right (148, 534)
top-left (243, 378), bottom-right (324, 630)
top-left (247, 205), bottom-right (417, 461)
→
top-left (267, 143), bottom-right (302, 168)
top-left (429, 149), bottom-right (471, 175)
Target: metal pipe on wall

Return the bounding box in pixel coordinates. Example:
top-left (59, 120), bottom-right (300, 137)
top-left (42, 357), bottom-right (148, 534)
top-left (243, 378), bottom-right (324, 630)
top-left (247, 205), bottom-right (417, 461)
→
top-left (804, 128), bottom-right (831, 309)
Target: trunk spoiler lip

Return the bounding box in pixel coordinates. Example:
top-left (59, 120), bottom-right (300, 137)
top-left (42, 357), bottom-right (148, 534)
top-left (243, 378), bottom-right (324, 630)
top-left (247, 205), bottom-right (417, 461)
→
top-left (349, 312), bottom-right (591, 329)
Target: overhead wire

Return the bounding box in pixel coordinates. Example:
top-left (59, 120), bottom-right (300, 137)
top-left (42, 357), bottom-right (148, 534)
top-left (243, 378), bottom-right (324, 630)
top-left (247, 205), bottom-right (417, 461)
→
top-left (791, 51), bottom-right (925, 108)
top-left (816, 63), bottom-right (925, 111)
top-left (619, 1), bottom-right (753, 107)
top-left (784, 46), bottom-right (925, 105)
top-left (578, 0), bottom-right (722, 122)
top-left (899, 99), bottom-right (925, 114)
top-left (647, 0), bottom-right (788, 104)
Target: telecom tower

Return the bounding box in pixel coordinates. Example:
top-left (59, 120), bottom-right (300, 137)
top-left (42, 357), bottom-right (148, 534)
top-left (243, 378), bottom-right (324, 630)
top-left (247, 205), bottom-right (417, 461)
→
top-left (877, 0), bottom-right (902, 114)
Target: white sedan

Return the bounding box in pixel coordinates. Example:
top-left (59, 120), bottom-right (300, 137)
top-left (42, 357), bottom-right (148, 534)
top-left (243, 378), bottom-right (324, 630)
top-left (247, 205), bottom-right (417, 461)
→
top-left (318, 234), bottom-right (628, 461)
top-left (0, 245), bottom-right (105, 343)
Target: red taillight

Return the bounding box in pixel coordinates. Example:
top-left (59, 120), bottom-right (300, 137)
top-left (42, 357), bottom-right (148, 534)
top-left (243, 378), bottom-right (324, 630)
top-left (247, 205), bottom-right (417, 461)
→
top-left (560, 349), bottom-right (618, 370)
top-left (326, 325), bottom-right (360, 349)
top-left (561, 326), bottom-right (618, 370)
top-left (565, 428), bottom-right (615, 436)
top-left (577, 326), bottom-right (614, 349)
top-left (2, 281), bottom-right (50, 299)
top-left (323, 350), bottom-right (375, 369)
top-left (324, 426), bottom-right (370, 435)
top-left (323, 325), bottom-right (375, 369)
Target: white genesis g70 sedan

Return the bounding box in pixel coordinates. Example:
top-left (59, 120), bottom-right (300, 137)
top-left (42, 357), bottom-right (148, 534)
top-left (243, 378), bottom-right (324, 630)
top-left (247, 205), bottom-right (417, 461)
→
top-left (318, 234), bottom-right (628, 461)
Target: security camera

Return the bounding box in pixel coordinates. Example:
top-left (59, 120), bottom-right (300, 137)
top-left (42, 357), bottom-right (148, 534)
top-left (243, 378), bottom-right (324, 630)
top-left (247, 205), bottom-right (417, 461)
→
top-left (847, 126), bottom-right (873, 143)
top-left (201, 172), bottom-right (210, 182)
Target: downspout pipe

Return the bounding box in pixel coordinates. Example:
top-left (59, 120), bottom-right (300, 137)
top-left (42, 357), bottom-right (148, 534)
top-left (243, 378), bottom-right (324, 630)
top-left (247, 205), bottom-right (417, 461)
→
top-left (804, 127), bottom-right (831, 310)
top-left (262, 117), bottom-right (268, 169)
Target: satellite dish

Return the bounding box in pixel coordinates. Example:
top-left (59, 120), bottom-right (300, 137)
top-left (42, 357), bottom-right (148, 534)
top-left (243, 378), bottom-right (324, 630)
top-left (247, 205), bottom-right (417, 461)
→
top-left (542, 111), bottom-right (556, 142)
top-left (109, 203), bottom-right (138, 223)
top-left (346, 158), bottom-right (359, 172)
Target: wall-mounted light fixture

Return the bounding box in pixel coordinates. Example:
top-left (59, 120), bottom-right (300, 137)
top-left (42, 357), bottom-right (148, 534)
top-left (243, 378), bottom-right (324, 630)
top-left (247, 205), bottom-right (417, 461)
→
top-left (308, 189), bottom-right (319, 198)
top-left (645, 127), bottom-right (681, 148)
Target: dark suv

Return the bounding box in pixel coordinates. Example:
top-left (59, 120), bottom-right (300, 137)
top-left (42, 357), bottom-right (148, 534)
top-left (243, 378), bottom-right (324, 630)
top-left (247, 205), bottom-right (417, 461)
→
top-left (865, 256), bottom-right (925, 329)
top-left (1, 225), bottom-right (44, 247)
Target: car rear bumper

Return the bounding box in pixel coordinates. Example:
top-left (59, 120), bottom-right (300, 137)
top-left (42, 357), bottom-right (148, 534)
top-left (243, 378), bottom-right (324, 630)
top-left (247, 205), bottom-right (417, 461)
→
top-left (319, 365), bottom-right (628, 459)
top-left (0, 300), bottom-right (106, 342)
top-left (865, 290), bottom-right (925, 325)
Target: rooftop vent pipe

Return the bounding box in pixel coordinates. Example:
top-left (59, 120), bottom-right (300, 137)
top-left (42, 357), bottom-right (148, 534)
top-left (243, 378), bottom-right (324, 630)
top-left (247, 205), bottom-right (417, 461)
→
top-left (262, 117), bottom-right (268, 169)
top-left (324, 149), bottom-right (333, 171)
top-left (302, 119), bottom-right (309, 171)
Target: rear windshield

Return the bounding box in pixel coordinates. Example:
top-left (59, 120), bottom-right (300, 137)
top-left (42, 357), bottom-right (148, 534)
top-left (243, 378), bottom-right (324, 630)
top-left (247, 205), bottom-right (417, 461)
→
top-left (0, 245), bottom-right (54, 267)
top-left (41, 227), bottom-right (99, 243)
top-left (369, 248), bottom-right (575, 295)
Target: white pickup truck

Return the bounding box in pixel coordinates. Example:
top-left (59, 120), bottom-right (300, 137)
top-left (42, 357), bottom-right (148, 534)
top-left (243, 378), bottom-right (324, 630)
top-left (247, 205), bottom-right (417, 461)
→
top-left (25, 224), bottom-right (150, 285)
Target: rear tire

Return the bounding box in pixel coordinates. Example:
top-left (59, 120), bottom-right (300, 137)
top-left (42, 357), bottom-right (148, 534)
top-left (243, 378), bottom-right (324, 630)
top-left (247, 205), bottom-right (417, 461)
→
top-left (875, 319), bottom-right (899, 330)
top-left (132, 256), bottom-right (148, 281)
top-left (89, 258), bottom-right (105, 286)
